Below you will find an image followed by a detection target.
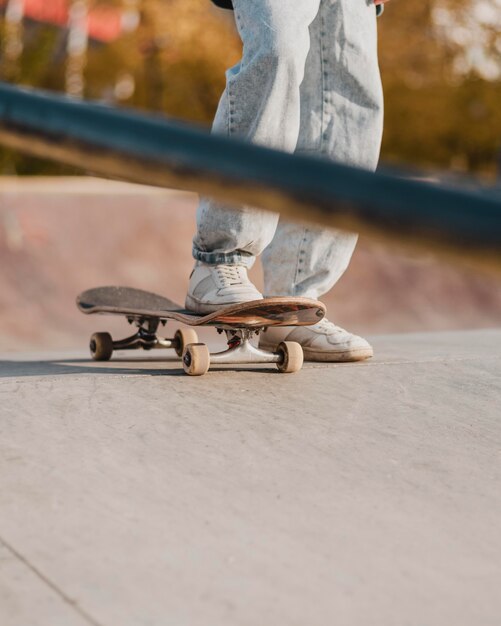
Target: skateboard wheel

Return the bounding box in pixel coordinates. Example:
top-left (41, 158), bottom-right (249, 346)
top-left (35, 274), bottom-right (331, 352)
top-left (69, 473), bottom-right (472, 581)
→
top-left (182, 343), bottom-right (210, 376)
top-left (276, 341), bottom-right (303, 374)
top-left (90, 332), bottom-right (113, 361)
top-left (174, 328), bottom-right (199, 357)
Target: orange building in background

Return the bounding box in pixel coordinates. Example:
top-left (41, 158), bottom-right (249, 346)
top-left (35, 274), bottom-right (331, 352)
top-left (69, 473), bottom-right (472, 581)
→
top-left (0, 0), bottom-right (125, 42)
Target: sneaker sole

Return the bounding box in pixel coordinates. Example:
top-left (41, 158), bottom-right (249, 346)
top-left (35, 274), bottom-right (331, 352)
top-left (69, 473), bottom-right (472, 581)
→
top-left (259, 341), bottom-right (373, 363)
top-left (185, 294), bottom-right (263, 314)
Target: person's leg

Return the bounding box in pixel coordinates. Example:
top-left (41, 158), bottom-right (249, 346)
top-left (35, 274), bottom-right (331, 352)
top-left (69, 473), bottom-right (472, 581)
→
top-left (262, 0), bottom-right (383, 300)
top-left (192, 0), bottom-right (323, 266)
top-left (187, 0), bottom-right (322, 312)
top-left (260, 0), bottom-right (384, 360)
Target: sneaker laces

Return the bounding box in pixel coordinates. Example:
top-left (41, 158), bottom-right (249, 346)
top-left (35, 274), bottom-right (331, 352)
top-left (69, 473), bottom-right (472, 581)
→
top-left (215, 264), bottom-right (246, 287)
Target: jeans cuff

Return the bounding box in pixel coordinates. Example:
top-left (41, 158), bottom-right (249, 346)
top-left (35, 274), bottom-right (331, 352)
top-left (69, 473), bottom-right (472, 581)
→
top-left (192, 247), bottom-right (255, 268)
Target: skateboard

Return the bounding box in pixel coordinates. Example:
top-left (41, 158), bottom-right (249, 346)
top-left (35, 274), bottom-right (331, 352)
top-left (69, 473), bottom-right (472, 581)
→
top-left (77, 286), bottom-right (326, 376)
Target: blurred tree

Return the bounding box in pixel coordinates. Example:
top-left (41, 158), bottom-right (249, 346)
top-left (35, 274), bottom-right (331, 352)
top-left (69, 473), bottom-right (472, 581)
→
top-left (0, 0), bottom-right (241, 173)
top-left (379, 0), bottom-right (501, 177)
top-left (85, 0), bottom-right (241, 121)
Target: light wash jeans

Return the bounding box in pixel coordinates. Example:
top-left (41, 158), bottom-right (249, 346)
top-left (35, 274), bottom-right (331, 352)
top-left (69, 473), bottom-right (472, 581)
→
top-left (193, 0), bottom-right (384, 299)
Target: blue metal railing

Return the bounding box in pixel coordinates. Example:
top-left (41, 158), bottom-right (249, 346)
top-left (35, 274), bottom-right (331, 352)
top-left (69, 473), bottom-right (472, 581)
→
top-left (0, 82), bottom-right (500, 273)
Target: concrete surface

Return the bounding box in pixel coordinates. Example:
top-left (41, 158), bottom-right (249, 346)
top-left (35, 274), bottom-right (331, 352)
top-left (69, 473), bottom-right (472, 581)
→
top-left (0, 329), bottom-right (500, 626)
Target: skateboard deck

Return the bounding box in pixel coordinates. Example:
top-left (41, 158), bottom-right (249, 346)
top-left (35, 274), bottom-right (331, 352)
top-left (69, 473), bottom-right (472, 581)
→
top-left (77, 286), bottom-right (326, 376)
top-left (77, 286), bottom-right (325, 328)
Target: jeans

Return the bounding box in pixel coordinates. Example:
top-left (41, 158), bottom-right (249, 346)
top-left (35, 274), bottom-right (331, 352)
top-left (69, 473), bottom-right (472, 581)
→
top-left (193, 0), bottom-right (384, 299)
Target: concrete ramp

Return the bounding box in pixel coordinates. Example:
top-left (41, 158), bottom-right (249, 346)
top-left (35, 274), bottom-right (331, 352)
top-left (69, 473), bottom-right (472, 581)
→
top-left (1, 330), bottom-right (500, 626)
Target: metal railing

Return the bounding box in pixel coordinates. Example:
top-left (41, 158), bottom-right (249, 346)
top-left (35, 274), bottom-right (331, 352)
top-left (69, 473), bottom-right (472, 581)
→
top-left (0, 82), bottom-right (500, 274)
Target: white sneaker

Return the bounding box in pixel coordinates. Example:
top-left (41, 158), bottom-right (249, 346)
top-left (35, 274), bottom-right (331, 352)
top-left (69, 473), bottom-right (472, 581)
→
top-left (185, 262), bottom-right (263, 313)
top-left (258, 318), bottom-right (373, 362)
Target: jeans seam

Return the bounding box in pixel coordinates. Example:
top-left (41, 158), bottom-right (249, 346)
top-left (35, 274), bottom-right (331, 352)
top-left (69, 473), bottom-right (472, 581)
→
top-left (228, 79), bottom-right (234, 136)
top-left (228, 5), bottom-right (243, 137)
top-left (293, 228), bottom-right (309, 296)
top-left (320, 8), bottom-right (327, 154)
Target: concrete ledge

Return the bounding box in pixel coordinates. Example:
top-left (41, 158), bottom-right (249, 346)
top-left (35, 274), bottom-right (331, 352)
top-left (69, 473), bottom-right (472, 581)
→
top-left (0, 175), bottom-right (196, 196)
top-left (1, 330), bottom-right (500, 626)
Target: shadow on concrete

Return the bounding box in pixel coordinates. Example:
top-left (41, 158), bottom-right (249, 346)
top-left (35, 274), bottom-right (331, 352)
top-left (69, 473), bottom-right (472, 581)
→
top-left (0, 358), bottom-right (286, 379)
top-left (0, 358), bottom-right (185, 379)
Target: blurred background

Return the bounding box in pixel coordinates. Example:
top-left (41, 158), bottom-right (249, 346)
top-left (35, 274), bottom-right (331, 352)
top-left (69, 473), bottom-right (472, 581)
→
top-left (0, 0), bottom-right (501, 349)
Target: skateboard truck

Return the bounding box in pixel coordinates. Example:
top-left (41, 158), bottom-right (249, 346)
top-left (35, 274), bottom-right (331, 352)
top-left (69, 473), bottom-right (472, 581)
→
top-left (91, 321), bottom-right (303, 376)
top-left (89, 315), bottom-right (198, 362)
top-left (181, 328), bottom-right (303, 376)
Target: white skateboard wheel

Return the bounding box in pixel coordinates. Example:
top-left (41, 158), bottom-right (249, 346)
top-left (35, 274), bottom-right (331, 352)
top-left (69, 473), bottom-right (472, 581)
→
top-left (182, 343), bottom-right (210, 376)
top-left (174, 328), bottom-right (199, 357)
top-left (90, 332), bottom-right (113, 361)
top-left (276, 341), bottom-right (303, 373)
